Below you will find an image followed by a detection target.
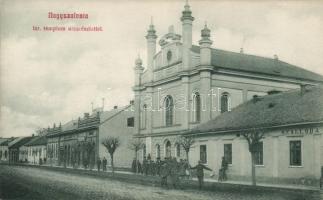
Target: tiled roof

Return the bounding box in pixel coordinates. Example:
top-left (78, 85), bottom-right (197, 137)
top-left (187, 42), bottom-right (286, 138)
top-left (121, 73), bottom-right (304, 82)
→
top-left (61, 120), bottom-right (78, 131)
top-left (191, 45), bottom-right (323, 82)
top-left (0, 140), bottom-right (10, 146)
top-left (191, 85), bottom-right (323, 133)
top-left (9, 137), bottom-right (33, 149)
top-left (0, 138), bottom-right (15, 146)
top-left (24, 136), bottom-right (47, 146)
top-left (48, 105), bottom-right (132, 136)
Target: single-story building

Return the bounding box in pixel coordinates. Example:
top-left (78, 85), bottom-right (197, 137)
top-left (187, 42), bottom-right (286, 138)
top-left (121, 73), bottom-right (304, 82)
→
top-left (184, 85), bottom-right (323, 187)
top-left (8, 137), bottom-right (33, 164)
top-left (24, 136), bottom-right (47, 165)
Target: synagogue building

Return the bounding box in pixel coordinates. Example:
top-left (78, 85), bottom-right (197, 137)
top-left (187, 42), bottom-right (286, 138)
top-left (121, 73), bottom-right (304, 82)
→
top-left (132, 2), bottom-right (323, 186)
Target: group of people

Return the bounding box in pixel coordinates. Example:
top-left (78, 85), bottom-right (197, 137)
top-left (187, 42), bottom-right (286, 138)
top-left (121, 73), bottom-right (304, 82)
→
top-left (96, 157), bottom-right (108, 171)
top-left (131, 155), bottom-right (229, 190)
top-left (131, 155), bottom-right (191, 189)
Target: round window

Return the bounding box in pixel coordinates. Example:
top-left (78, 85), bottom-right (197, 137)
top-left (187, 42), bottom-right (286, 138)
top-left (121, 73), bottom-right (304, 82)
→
top-left (167, 51), bottom-right (172, 62)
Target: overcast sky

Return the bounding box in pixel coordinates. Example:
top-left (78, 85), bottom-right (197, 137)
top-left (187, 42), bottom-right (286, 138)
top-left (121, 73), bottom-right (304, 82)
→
top-left (1, 0), bottom-right (323, 137)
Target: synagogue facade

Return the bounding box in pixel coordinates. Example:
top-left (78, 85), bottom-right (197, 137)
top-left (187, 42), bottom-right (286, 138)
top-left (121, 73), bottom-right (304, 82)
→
top-left (133, 2), bottom-right (323, 185)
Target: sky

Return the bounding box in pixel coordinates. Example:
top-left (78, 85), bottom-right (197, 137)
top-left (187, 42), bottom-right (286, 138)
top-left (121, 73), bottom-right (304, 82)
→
top-left (1, 0), bottom-right (323, 137)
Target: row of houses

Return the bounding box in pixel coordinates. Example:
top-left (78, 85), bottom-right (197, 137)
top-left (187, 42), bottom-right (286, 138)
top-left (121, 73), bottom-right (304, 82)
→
top-left (0, 103), bottom-right (135, 169)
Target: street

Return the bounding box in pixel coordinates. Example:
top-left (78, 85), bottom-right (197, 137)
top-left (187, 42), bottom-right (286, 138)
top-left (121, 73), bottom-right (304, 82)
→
top-left (0, 165), bottom-right (317, 200)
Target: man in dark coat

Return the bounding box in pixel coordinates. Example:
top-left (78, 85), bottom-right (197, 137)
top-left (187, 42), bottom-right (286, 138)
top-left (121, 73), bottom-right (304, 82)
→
top-left (170, 158), bottom-right (180, 189)
top-left (136, 160), bottom-right (142, 174)
top-left (97, 158), bottom-right (101, 172)
top-left (156, 157), bottom-right (162, 176)
top-left (102, 157), bottom-right (107, 171)
top-left (131, 158), bottom-right (137, 173)
top-left (151, 160), bottom-right (156, 176)
top-left (160, 158), bottom-right (169, 188)
top-left (221, 156), bottom-right (228, 181)
top-left (320, 166), bottom-right (323, 189)
top-left (191, 160), bottom-right (212, 190)
top-left (143, 157), bottom-right (148, 176)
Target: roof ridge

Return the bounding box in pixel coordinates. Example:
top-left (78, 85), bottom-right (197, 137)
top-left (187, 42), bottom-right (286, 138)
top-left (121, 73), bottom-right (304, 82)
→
top-left (190, 85), bottom-right (323, 134)
top-left (191, 44), bottom-right (323, 80)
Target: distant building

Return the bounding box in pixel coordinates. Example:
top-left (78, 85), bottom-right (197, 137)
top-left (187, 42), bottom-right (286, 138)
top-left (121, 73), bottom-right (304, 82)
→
top-left (8, 137), bottom-right (34, 163)
top-left (24, 136), bottom-right (47, 165)
top-left (132, 2), bottom-right (323, 186)
top-left (0, 138), bottom-right (15, 163)
top-left (46, 103), bottom-right (135, 169)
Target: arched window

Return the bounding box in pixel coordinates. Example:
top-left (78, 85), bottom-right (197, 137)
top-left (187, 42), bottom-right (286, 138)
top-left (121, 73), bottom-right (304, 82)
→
top-left (221, 92), bottom-right (230, 113)
top-left (165, 140), bottom-right (171, 158)
top-left (0, 151), bottom-right (2, 159)
top-left (141, 104), bottom-right (147, 129)
top-left (156, 144), bottom-right (161, 158)
top-left (175, 143), bottom-right (181, 157)
top-left (165, 96), bottom-right (174, 126)
top-left (193, 93), bottom-right (201, 122)
top-left (5, 150), bottom-right (7, 159)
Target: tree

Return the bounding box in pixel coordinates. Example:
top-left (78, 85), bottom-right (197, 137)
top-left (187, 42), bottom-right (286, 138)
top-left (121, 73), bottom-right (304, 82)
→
top-left (128, 138), bottom-right (144, 173)
top-left (102, 137), bottom-right (120, 174)
top-left (177, 135), bottom-right (195, 164)
top-left (241, 128), bottom-right (265, 186)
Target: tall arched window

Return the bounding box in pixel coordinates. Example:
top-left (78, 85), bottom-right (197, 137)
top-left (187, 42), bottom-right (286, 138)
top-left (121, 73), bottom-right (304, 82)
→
top-left (165, 96), bottom-right (174, 126)
top-left (221, 92), bottom-right (229, 113)
top-left (165, 140), bottom-right (171, 158)
top-left (193, 93), bottom-right (201, 122)
top-left (156, 144), bottom-right (161, 158)
top-left (141, 104), bottom-right (147, 129)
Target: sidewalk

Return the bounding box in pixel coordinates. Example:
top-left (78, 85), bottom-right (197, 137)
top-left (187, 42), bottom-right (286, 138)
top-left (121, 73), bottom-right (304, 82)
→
top-left (14, 163), bottom-right (321, 192)
top-left (200, 177), bottom-right (319, 191)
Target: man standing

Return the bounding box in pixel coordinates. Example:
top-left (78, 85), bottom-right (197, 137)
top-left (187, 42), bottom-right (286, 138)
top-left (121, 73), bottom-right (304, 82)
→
top-left (97, 157), bottom-right (101, 172)
top-left (170, 158), bottom-right (180, 189)
top-left (191, 160), bottom-right (212, 190)
top-left (131, 158), bottom-right (136, 173)
top-left (156, 157), bottom-right (162, 176)
top-left (221, 156), bottom-right (228, 181)
top-left (142, 157), bottom-right (148, 176)
top-left (160, 158), bottom-right (169, 188)
top-left (102, 157), bottom-right (107, 171)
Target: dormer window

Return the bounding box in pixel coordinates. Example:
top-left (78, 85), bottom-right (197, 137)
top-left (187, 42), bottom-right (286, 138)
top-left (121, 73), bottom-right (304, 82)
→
top-left (167, 50), bottom-right (172, 62)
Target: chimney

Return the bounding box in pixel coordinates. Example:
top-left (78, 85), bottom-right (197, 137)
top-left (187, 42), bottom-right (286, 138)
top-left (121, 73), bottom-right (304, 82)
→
top-left (252, 95), bottom-right (262, 103)
top-left (300, 84), bottom-right (312, 95)
top-left (114, 106), bottom-right (118, 109)
top-left (274, 54), bottom-right (278, 60)
top-left (84, 113), bottom-right (90, 118)
top-left (267, 90), bottom-right (281, 95)
top-left (130, 100), bottom-right (134, 105)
